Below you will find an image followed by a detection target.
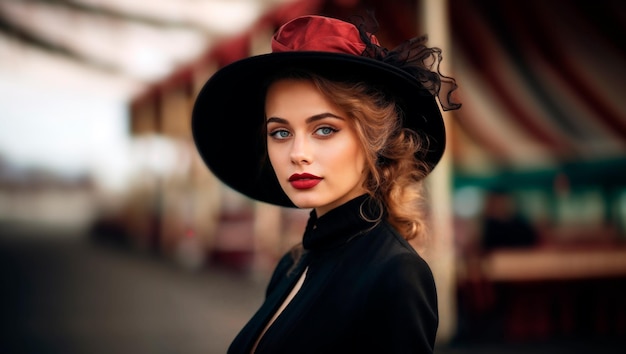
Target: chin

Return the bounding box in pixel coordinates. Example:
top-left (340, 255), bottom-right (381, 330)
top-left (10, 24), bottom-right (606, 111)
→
top-left (287, 193), bottom-right (324, 210)
top-left (290, 199), bottom-right (320, 210)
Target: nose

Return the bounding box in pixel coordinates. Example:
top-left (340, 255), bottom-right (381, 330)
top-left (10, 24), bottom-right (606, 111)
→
top-left (290, 135), bottom-right (312, 165)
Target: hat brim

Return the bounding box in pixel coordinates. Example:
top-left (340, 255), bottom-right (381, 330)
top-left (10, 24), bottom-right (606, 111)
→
top-left (192, 51), bottom-right (445, 207)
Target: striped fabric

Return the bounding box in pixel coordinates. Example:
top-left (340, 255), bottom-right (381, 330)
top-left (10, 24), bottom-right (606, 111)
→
top-left (448, 0), bottom-right (625, 172)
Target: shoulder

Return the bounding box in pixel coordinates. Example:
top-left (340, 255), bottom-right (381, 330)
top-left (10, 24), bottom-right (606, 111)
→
top-left (378, 251), bottom-right (436, 299)
top-left (265, 248), bottom-right (309, 296)
top-left (359, 224), bottom-right (439, 352)
top-left (370, 222), bottom-right (431, 267)
top-left (264, 251), bottom-right (297, 295)
top-left (367, 222), bottom-right (437, 299)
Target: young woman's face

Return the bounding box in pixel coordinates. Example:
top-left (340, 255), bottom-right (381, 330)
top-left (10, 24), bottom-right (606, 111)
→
top-left (265, 78), bottom-right (367, 216)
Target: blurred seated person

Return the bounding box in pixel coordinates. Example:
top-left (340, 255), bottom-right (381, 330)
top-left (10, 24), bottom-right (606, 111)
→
top-left (480, 187), bottom-right (538, 252)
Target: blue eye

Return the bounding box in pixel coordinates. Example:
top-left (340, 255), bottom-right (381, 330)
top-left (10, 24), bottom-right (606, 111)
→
top-left (270, 129), bottom-right (290, 140)
top-left (315, 126), bottom-right (337, 136)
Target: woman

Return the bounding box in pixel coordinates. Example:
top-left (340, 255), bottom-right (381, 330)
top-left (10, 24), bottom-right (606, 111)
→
top-left (192, 14), bottom-right (460, 354)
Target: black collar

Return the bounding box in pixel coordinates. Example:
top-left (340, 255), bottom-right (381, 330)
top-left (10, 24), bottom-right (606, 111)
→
top-left (302, 194), bottom-right (382, 251)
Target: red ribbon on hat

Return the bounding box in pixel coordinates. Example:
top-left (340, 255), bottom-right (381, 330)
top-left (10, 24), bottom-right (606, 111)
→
top-left (270, 14), bottom-right (461, 112)
top-left (271, 15), bottom-right (380, 55)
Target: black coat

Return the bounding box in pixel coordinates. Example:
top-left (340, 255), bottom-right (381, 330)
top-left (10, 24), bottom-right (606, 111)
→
top-left (228, 195), bottom-right (438, 354)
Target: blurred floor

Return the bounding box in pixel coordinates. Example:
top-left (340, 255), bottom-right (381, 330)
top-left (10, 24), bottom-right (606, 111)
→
top-left (0, 222), bottom-right (267, 354)
top-left (1, 222), bottom-right (624, 354)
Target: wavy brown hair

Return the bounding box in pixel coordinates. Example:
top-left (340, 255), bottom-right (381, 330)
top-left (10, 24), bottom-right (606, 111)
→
top-left (308, 74), bottom-right (432, 244)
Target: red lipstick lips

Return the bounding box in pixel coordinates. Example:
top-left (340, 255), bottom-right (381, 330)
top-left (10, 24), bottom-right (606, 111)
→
top-left (288, 173), bottom-right (322, 190)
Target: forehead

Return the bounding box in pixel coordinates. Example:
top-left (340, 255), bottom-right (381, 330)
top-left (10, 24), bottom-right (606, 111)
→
top-left (266, 77), bottom-right (317, 98)
top-left (265, 78), bottom-right (341, 119)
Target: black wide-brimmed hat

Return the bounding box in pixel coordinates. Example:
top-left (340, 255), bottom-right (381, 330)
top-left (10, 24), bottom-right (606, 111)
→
top-left (192, 15), bottom-right (460, 207)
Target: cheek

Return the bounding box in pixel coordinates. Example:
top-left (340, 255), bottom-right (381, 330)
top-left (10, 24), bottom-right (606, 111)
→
top-left (332, 141), bottom-right (366, 174)
top-left (267, 146), bottom-right (278, 168)
top-left (267, 145), bottom-right (287, 176)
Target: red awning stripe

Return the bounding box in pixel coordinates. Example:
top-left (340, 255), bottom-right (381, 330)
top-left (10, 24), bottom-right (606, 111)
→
top-left (451, 0), bottom-right (579, 157)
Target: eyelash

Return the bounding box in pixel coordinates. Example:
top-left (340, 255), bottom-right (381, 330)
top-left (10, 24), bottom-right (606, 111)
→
top-left (315, 126), bottom-right (339, 137)
top-left (268, 129), bottom-right (290, 140)
top-left (268, 126), bottom-right (339, 140)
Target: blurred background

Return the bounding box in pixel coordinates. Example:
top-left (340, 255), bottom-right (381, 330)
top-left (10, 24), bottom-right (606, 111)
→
top-left (1, 0), bottom-right (625, 353)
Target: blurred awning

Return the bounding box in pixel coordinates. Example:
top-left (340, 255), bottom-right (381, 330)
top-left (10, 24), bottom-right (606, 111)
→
top-left (447, 0), bottom-right (626, 175)
top-left (0, 0), bottom-right (307, 99)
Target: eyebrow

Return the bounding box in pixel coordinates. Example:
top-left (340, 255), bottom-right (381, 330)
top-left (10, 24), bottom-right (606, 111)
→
top-left (266, 112), bottom-right (345, 125)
